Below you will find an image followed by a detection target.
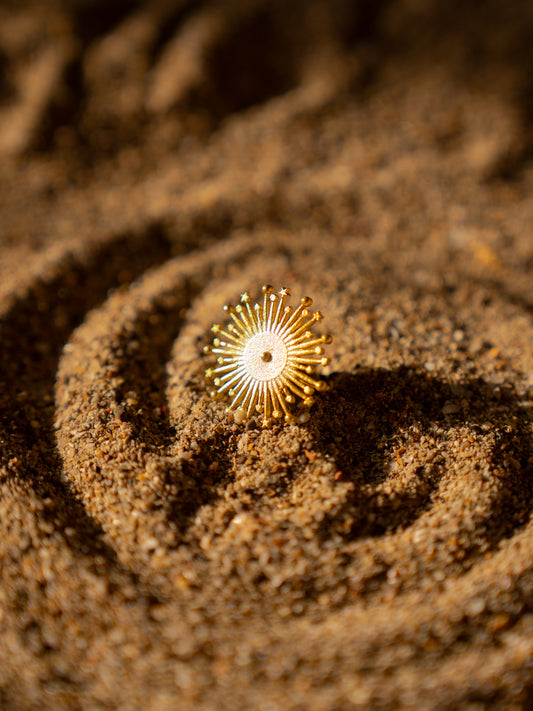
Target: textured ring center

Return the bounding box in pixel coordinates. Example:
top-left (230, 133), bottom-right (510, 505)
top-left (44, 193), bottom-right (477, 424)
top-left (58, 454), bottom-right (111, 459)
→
top-left (243, 332), bottom-right (287, 381)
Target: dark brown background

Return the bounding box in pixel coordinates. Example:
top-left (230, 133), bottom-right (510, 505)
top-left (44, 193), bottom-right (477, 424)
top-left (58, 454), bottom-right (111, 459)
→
top-left (2, 1), bottom-right (533, 709)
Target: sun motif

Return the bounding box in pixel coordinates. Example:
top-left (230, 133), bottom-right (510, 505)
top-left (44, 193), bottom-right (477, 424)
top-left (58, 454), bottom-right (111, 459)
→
top-left (204, 285), bottom-right (332, 426)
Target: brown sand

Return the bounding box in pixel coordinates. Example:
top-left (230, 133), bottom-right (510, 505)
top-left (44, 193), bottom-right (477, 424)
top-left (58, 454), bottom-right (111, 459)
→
top-left (2, 0), bottom-right (533, 708)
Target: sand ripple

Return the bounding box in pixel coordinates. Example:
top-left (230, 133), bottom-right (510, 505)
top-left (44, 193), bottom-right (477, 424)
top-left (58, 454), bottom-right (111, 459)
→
top-left (3, 1), bottom-right (533, 709)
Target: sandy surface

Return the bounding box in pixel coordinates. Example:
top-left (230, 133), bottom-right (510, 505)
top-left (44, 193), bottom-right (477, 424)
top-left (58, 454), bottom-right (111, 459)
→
top-left (2, 1), bottom-right (533, 709)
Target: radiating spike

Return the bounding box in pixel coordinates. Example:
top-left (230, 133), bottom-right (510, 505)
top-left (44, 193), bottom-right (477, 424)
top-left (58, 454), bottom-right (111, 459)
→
top-left (272, 287), bottom-right (289, 332)
top-left (261, 285), bottom-right (273, 328)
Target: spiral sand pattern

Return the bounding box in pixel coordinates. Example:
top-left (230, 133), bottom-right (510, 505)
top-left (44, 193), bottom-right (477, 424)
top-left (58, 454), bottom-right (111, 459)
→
top-left (3, 1), bottom-right (533, 709)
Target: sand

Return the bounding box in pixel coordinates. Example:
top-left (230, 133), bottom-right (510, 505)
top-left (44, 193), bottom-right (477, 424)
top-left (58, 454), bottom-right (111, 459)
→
top-left (2, 0), bottom-right (533, 708)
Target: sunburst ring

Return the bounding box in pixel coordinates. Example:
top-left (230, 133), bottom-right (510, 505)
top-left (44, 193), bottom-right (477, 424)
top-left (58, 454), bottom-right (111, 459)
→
top-left (203, 285), bottom-right (332, 426)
